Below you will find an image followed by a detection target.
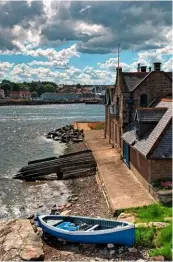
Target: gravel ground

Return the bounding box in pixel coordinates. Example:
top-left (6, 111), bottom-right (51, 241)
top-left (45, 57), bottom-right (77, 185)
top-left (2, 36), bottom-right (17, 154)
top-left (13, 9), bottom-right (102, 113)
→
top-left (43, 142), bottom-right (150, 261)
top-left (64, 141), bottom-right (89, 154)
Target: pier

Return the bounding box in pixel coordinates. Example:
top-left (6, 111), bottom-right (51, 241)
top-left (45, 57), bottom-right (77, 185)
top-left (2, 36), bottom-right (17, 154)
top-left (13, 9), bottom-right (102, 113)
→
top-left (83, 129), bottom-right (155, 213)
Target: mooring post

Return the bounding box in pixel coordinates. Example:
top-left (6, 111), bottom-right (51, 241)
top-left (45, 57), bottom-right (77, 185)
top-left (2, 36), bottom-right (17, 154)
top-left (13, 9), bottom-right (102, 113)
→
top-left (57, 167), bottom-right (63, 180)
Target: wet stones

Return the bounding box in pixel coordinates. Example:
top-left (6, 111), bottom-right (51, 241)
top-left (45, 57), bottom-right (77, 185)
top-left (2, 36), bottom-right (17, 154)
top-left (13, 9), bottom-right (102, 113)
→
top-left (46, 125), bottom-right (84, 144)
top-left (107, 243), bottom-right (114, 249)
top-left (128, 247), bottom-right (138, 253)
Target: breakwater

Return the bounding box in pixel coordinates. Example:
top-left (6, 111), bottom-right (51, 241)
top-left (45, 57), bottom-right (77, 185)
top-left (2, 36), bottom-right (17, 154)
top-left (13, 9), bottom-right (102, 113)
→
top-left (0, 99), bottom-right (102, 106)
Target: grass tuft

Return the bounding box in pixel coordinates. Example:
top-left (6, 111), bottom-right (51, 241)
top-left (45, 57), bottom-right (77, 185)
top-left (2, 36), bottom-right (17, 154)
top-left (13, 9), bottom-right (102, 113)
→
top-left (135, 227), bottom-right (156, 247)
top-left (149, 224), bottom-right (172, 260)
top-left (150, 244), bottom-right (172, 260)
top-left (125, 204), bottom-right (172, 222)
top-left (155, 223), bottom-right (172, 247)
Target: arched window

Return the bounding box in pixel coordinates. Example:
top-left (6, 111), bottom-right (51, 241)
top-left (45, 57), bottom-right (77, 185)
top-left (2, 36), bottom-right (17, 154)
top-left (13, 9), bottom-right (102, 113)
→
top-left (140, 94), bottom-right (148, 107)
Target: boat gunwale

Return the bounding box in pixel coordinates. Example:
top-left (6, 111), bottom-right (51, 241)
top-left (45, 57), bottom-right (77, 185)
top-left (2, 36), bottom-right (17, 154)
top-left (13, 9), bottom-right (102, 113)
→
top-left (38, 215), bottom-right (135, 236)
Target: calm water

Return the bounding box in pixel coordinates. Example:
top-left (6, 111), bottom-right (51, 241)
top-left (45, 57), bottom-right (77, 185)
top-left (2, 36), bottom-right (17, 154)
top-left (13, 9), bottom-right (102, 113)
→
top-left (0, 104), bottom-right (104, 219)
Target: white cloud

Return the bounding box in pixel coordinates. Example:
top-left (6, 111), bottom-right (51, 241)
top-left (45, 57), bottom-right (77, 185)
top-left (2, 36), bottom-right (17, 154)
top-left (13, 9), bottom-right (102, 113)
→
top-left (20, 43), bottom-right (79, 62)
top-left (98, 58), bottom-right (130, 72)
top-left (0, 0), bottom-right (172, 84)
top-left (28, 60), bottom-right (69, 68)
top-left (162, 57), bottom-right (173, 72)
top-left (0, 62), bottom-right (14, 80)
top-left (6, 62), bottom-right (114, 85)
top-left (75, 22), bottom-right (103, 36)
top-left (79, 5), bottom-right (91, 14)
top-left (0, 62), bottom-right (14, 70)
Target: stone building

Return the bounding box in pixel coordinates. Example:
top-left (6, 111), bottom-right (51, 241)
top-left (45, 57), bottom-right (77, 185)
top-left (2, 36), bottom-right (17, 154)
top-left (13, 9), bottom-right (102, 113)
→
top-left (122, 99), bottom-right (172, 193)
top-left (104, 62), bottom-right (172, 153)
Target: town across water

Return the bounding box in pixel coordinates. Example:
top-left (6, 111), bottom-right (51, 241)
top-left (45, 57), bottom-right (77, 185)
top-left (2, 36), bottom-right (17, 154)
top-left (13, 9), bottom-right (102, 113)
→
top-left (0, 104), bottom-right (104, 219)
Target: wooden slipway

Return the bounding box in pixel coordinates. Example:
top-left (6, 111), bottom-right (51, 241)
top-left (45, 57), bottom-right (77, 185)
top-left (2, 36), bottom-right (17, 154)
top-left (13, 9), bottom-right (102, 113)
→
top-left (13, 149), bottom-right (97, 181)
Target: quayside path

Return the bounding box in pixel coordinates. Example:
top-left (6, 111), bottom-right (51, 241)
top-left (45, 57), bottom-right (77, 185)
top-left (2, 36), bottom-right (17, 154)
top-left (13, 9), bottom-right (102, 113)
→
top-left (83, 129), bottom-right (155, 213)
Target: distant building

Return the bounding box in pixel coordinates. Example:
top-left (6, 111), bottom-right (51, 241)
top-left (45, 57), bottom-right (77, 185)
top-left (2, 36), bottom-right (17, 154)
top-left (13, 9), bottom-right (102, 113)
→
top-left (81, 87), bottom-right (95, 99)
top-left (40, 92), bottom-right (82, 101)
top-left (9, 90), bottom-right (31, 100)
top-left (0, 88), bottom-right (5, 99)
top-left (57, 84), bottom-right (64, 88)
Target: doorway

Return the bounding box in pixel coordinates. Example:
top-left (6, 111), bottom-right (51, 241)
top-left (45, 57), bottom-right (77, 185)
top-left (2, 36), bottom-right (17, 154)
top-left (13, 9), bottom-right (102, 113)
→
top-left (124, 142), bottom-right (130, 168)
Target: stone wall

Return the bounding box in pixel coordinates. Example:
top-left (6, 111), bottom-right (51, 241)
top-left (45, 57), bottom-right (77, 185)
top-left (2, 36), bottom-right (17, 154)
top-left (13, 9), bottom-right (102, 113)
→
top-left (130, 147), bottom-right (150, 182)
top-left (132, 71), bottom-right (172, 115)
top-left (122, 93), bottom-right (131, 124)
top-left (105, 70), bottom-right (172, 152)
top-left (105, 106), bottom-right (110, 138)
top-left (150, 159), bottom-right (172, 181)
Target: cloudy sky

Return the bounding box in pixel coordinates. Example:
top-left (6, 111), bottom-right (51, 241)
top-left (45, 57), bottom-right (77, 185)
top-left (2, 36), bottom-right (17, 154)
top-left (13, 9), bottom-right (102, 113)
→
top-left (0, 0), bottom-right (172, 84)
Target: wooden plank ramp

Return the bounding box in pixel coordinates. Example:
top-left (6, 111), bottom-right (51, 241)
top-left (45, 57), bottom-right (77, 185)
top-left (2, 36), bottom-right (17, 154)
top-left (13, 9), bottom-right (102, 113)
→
top-left (13, 150), bottom-right (97, 181)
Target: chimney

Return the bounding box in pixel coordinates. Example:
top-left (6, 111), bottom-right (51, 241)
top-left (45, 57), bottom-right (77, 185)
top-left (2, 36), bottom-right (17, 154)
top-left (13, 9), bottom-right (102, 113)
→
top-left (149, 66), bottom-right (151, 72)
top-left (140, 66), bottom-right (147, 72)
top-left (137, 63), bottom-right (140, 72)
top-left (153, 62), bottom-right (161, 71)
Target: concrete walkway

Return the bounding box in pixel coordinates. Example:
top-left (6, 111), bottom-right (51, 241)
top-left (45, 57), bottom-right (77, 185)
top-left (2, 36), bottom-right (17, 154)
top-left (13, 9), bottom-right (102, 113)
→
top-left (85, 130), bottom-right (155, 213)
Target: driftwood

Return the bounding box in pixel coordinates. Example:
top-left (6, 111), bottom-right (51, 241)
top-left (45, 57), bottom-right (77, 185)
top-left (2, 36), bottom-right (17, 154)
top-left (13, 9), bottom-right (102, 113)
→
top-left (13, 150), bottom-right (97, 181)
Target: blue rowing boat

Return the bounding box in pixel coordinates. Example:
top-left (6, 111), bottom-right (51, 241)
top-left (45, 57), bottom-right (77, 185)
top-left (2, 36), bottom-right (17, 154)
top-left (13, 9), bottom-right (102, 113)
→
top-left (37, 215), bottom-right (135, 247)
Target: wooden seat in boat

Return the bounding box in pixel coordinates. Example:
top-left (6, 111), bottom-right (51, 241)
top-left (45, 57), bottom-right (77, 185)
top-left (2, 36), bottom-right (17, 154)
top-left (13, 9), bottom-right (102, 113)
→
top-left (86, 224), bottom-right (99, 231)
top-left (47, 220), bottom-right (63, 227)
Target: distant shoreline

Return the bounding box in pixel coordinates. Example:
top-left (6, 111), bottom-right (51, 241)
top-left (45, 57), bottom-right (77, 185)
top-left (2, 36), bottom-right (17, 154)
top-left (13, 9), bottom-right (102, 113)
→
top-left (0, 100), bottom-right (103, 106)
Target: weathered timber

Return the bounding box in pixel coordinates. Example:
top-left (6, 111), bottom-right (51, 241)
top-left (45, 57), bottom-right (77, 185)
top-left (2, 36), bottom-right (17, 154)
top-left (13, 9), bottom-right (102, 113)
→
top-left (28, 157), bottom-right (58, 165)
top-left (61, 162), bottom-right (96, 172)
top-left (22, 167), bottom-right (96, 181)
top-left (19, 151), bottom-right (93, 172)
top-left (13, 150), bottom-right (97, 181)
top-left (15, 159), bottom-right (96, 180)
top-left (16, 159), bottom-right (96, 177)
top-left (18, 155), bottom-right (94, 174)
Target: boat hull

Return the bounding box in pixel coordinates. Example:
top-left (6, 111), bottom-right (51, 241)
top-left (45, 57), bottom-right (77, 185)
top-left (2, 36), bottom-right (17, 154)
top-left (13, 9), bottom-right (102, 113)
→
top-left (37, 215), bottom-right (135, 247)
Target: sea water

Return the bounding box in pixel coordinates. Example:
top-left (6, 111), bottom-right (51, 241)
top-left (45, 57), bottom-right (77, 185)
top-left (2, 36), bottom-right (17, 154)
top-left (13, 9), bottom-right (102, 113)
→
top-left (0, 104), bottom-right (104, 219)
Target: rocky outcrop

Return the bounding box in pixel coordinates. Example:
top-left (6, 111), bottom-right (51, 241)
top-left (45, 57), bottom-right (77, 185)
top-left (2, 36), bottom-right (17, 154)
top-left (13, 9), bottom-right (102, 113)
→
top-left (136, 222), bottom-right (169, 228)
top-left (117, 212), bottom-right (136, 223)
top-left (46, 125), bottom-right (84, 144)
top-left (0, 219), bottom-right (44, 261)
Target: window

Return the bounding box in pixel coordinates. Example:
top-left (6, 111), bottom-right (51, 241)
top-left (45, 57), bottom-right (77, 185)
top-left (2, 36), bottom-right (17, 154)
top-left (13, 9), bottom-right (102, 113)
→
top-left (140, 94), bottom-right (147, 107)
